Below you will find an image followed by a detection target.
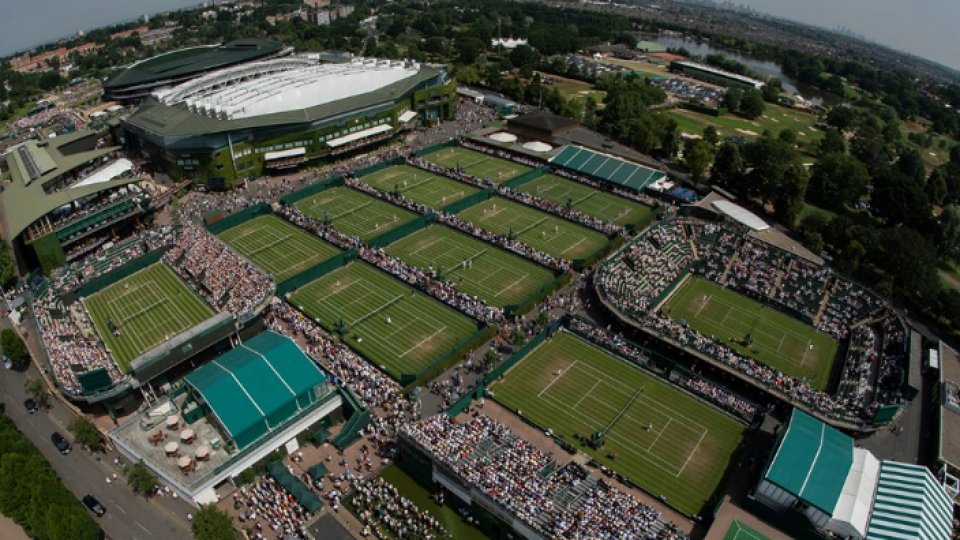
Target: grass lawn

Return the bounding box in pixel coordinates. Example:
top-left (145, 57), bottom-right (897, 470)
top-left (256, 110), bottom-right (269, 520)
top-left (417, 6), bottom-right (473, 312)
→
top-left (289, 261), bottom-right (478, 379)
top-left (457, 197), bottom-right (608, 260)
top-left (217, 214), bottom-right (340, 281)
top-left (663, 277), bottom-right (838, 389)
top-left (357, 164), bottom-right (479, 209)
top-left (385, 224), bottom-right (556, 308)
top-left (84, 263), bottom-right (214, 371)
top-left (518, 173), bottom-right (656, 229)
top-left (538, 72), bottom-right (607, 105)
top-left (666, 103), bottom-right (822, 143)
top-left (491, 331), bottom-right (746, 516)
top-left (293, 186), bottom-right (417, 242)
top-left (422, 146), bottom-right (532, 184)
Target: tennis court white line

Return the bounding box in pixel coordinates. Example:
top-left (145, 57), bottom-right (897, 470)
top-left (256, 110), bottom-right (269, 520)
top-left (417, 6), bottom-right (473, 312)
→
top-left (539, 360), bottom-right (577, 397)
top-left (561, 237), bottom-right (586, 256)
top-left (398, 325), bottom-right (447, 358)
top-left (573, 379), bottom-right (602, 409)
top-left (495, 273), bottom-right (530, 298)
top-left (647, 418), bottom-right (672, 451)
top-left (409, 236), bottom-right (445, 256)
top-left (678, 429), bottom-right (708, 475)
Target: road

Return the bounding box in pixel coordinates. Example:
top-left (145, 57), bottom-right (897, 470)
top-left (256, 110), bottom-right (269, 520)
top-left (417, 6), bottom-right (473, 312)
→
top-left (0, 361), bottom-right (193, 540)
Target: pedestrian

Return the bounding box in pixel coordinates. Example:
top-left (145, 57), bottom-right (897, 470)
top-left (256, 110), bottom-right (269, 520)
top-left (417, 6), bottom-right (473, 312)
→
top-left (187, 513), bottom-right (193, 521)
top-left (106, 476), bottom-right (111, 485)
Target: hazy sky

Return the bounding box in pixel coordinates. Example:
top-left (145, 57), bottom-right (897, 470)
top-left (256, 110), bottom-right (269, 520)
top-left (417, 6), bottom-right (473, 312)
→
top-left (733, 0), bottom-right (960, 72)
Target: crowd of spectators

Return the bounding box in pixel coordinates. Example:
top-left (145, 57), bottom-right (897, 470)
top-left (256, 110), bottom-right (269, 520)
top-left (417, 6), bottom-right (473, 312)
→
top-left (349, 476), bottom-right (448, 539)
top-left (34, 296), bottom-right (118, 395)
top-left (403, 415), bottom-right (685, 539)
top-left (232, 476), bottom-right (311, 540)
top-left (163, 226), bottom-right (272, 315)
top-left (597, 218), bottom-right (906, 425)
top-left (568, 318), bottom-right (758, 421)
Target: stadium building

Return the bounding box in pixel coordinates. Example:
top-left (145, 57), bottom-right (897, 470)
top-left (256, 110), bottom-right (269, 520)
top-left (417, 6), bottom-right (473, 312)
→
top-left (103, 39), bottom-right (286, 102)
top-left (0, 130), bottom-right (150, 273)
top-left (754, 409), bottom-right (953, 540)
top-left (120, 56), bottom-right (456, 189)
top-left (669, 60), bottom-right (765, 91)
top-left (111, 330), bottom-right (348, 505)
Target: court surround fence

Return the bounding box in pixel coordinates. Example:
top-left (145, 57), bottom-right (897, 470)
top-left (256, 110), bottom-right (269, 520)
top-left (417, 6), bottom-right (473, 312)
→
top-left (276, 250), bottom-right (357, 297)
top-left (205, 202), bottom-right (272, 235)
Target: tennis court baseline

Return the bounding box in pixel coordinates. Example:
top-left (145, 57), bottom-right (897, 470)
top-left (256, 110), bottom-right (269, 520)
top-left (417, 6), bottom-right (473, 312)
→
top-left (518, 173), bottom-right (656, 229)
top-left (357, 164), bottom-right (479, 209)
top-left (492, 330), bottom-right (746, 516)
top-left (85, 263), bottom-right (214, 372)
top-left (457, 197), bottom-right (608, 260)
top-left (385, 225), bottom-right (556, 308)
top-left (663, 277), bottom-right (837, 389)
top-left (293, 186), bottom-right (417, 242)
top-left (289, 261), bottom-right (478, 379)
top-left (217, 214), bottom-right (340, 281)
top-left (422, 146), bottom-right (532, 184)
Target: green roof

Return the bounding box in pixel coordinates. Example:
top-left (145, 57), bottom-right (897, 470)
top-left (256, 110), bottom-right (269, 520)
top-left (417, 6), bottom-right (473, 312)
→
top-left (1, 131), bottom-right (138, 239)
top-left (184, 331), bottom-right (327, 451)
top-left (867, 461), bottom-right (953, 540)
top-left (123, 66), bottom-right (441, 139)
top-left (764, 409), bottom-right (853, 514)
top-left (103, 39), bottom-right (283, 90)
top-left (550, 145), bottom-right (666, 191)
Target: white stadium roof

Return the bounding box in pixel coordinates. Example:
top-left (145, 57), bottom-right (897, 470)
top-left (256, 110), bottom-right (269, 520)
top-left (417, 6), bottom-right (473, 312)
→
top-left (711, 200), bottom-right (769, 231)
top-left (155, 57), bottom-right (421, 120)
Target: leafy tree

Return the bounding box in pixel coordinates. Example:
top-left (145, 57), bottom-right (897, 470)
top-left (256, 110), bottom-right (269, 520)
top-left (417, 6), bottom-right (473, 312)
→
top-left (126, 463), bottom-right (158, 495)
top-left (940, 205), bottom-right (960, 260)
top-left (24, 379), bottom-right (48, 409)
top-left (762, 78), bottom-right (783, 102)
top-left (67, 416), bottom-right (101, 451)
top-left (896, 148), bottom-right (927, 185)
top-left (819, 128), bottom-right (846, 155)
top-left (684, 139), bottom-right (715, 182)
top-left (870, 167), bottom-right (931, 229)
top-left (927, 168), bottom-right (948, 206)
top-left (0, 329), bottom-right (28, 370)
top-left (702, 126), bottom-right (720, 146)
top-left (509, 44), bottom-right (537, 70)
top-left (738, 90), bottom-right (765, 119)
top-left (851, 125), bottom-right (891, 175)
top-left (723, 88), bottom-right (742, 111)
top-left (192, 504), bottom-right (236, 540)
top-left (0, 241), bottom-right (15, 287)
top-left (742, 133), bottom-right (809, 223)
top-left (455, 36), bottom-right (483, 64)
top-left (711, 142), bottom-right (745, 190)
top-left (778, 129), bottom-right (797, 145)
top-left (809, 153), bottom-right (870, 210)
top-left (826, 105), bottom-right (856, 130)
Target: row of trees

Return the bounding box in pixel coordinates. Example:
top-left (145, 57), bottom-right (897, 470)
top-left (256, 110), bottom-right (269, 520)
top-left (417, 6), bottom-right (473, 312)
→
top-left (0, 414), bottom-right (100, 539)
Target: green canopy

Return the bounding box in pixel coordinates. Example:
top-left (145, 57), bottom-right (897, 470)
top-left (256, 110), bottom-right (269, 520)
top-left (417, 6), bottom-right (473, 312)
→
top-left (308, 462), bottom-right (329, 483)
top-left (268, 461), bottom-right (324, 513)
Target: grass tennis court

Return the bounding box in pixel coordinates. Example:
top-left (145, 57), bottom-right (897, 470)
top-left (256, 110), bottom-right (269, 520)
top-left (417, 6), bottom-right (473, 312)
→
top-left (457, 197), bottom-right (608, 260)
top-left (663, 277), bottom-right (837, 389)
top-left (518, 173), bottom-right (656, 228)
top-left (289, 261), bottom-right (478, 379)
top-left (385, 225), bottom-right (556, 308)
top-left (293, 186), bottom-right (417, 242)
top-left (724, 520), bottom-right (770, 540)
top-left (217, 214), bottom-right (340, 281)
top-left (422, 146), bottom-right (531, 183)
top-left (84, 263), bottom-right (214, 372)
top-left (357, 164), bottom-right (479, 209)
top-left (491, 331), bottom-right (745, 516)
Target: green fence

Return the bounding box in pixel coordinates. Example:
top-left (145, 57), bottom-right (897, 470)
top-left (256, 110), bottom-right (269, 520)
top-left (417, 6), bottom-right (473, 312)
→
top-left (440, 187), bottom-right (495, 214)
top-left (368, 213), bottom-right (436, 248)
top-left (331, 387), bottom-right (370, 449)
top-left (277, 250), bottom-right (357, 296)
top-left (205, 202), bottom-right (272, 235)
top-left (503, 270), bottom-right (571, 316)
top-left (413, 140), bottom-right (458, 157)
top-left (73, 248), bottom-right (167, 300)
top-left (503, 167), bottom-right (549, 189)
top-left (352, 157), bottom-right (405, 178)
top-left (400, 325), bottom-right (495, 391)
top-left (279, 176), bottom-right (345, 206)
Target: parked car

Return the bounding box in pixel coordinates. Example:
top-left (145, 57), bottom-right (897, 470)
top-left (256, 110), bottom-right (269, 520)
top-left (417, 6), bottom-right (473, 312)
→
top-left (50, 432), bottom-right (71, 454)
top-left (23, 398), bottom-right (38, 414)
top-left (82, 495), bottom-right (106, 517)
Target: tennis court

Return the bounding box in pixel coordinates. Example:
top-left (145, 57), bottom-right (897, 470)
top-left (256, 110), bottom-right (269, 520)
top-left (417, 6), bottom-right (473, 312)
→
top-left (723, 520), bottom-right (770, 540)
top-left (84, 263), bottom-right (214, 372)
top-left (518, 173), bottom-right (656, 229)
top-left (491, 330), bottom-right (746, 516)
top-left (422, 146), bottom-right (532, 183)
top-left (385, 225), bottom-right (556, 308)
top-left (289, 261), bottom-right (478, 379)
top-left (663, 277), bottom-right (838, 389)
top-left (217, 214), bottom-right (340, 281)
top-left (293, 186), bottom-right (417, 242)
top-left (457, 197), bottom-right (608, 260)
top-left (357, 164), bottom-right (479, 209)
